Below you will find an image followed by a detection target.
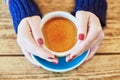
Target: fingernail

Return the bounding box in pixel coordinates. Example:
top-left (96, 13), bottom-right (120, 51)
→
top-left (54, 56), bottom-right (58, 58)
top-left (48, 57), bottom-right (54, 59)
top-left (53, 62), bottom-right (57, 64)
top-left (37, 38), bottom-right (43, 45)
top-left (79, 34), bottom-right (85, 40)
top-left (72, 55), bottom-right (77, 59)
top-left (67, 55), bottom-right (77, 62)
top-left (67, 59), bottom-right (72, 62)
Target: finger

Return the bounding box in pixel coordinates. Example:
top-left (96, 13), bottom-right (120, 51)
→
top-left (66, 27), bottom-right (99, 62)
top-left (27, 16), bottom-right (44, 46)
top-left (21, 48), bottom-right (40, 66)
top-left (66, 11), bottom-right (90, 62)
top-left (90, 31), bottom-right (104, 48)
top-left (75, 11), bottom-right (90, 40)
top-left (85, 31), bottom-right (104, 61)
top-left (26, 17), bottom-right (58, 63)
top-left (21, 45), bottom-right (58, 64)
top-left (17, 18), bottom-right (58, 63)
top-left (66, 14), bottom-right (101, 62)
top-left (89, 13), bottom-right (102, 30)
top-left (66, 32), bottom-right (104, 61)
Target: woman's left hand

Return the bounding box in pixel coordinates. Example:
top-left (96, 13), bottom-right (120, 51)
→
top-left (66, 11), bottom-right (104, 62)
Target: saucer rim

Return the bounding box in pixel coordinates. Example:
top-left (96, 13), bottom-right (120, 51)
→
top-left (31, 49), bottom-right (90, 72)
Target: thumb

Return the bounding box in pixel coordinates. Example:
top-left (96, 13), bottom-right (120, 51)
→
top-left (66, 11), bottom-right (90, 62)
top-left (75, 11), bottom-right (89, 40)
top-left (27, 16), bottom-right (44, 46)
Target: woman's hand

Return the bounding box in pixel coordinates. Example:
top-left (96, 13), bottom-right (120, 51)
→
top-left (17, 16), bottom-right (58, 66)
top-left (66, 11), bottom-right (104, 62)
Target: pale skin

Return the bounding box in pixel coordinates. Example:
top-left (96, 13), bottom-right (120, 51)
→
top-left (17, 11), bottom-right (104, 66)
top-left (66, 11), bottom-right (104, 62)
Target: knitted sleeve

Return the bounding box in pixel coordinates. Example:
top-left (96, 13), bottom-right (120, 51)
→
top-left (8, 0), bottom-right (42, 34)
top-left (72, 0), bottom-right (107, 27)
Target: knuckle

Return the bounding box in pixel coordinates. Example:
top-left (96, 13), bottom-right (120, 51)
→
top-left (16, 37), bottom-right (23, 46)
top-left (95, 28), bottom-right (101, 35)
top-left (90, 12), bottom-right (100, 22)
top-left (96, 29), bottom-right (105, 40)
top-left (18, 18), bottom-right (28, 30)
top-left (17, 36), bottom-right (26, 47)
top-left (77, 11), bottom-right (89, 14)
top-left (16, 38), bottom-right (19, 43)
top-left (17, 40), bottom-right (21, 47)
top-left (20, 17), bottom-right (28, 24)
top-left (76, 11), bottom-right (89, 17)
top-left (31, 16), bottom-right (40, 19)
top-left (100, 31), bottom-right (105, 39)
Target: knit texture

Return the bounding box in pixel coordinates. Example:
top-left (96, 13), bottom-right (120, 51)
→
top-left (9, 0), bottom-right (42, 33)
top-left (9, 0), bottom-right (107, 33)
top-left (72, 0), bottom-right (107, 27)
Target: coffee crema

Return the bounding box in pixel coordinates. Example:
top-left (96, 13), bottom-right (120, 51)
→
top-left (42, 17), bottom-right (77, 52)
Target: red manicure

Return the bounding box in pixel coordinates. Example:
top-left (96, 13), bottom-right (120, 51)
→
top-left (67, 59), bottom-right (72, 62)
top-left (79, 34), bottom-right (85, 40)
top-left (53, 62), bottom-right (57, 64)
top-left (37, 38), bottom-right (43, 45)
top-left (67, 55), bottom-right (77, 62)
top-left (72, 55), bottom-right (77, 59)
top-left (48, 57), bottom-right (54, 59)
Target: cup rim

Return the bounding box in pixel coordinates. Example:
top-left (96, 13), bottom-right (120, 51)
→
top-left (40, 11), bottom-right (80, 57)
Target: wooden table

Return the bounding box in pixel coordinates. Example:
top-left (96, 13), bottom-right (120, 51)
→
top-left (0, 0), bottom-right (120, 80)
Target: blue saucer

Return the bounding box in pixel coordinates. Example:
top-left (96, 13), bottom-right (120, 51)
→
top-left (32, 50), bottom-right (90, 72)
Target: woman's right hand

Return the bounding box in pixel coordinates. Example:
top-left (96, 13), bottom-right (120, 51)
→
top-left (17, 16), bottom-right (58, 66)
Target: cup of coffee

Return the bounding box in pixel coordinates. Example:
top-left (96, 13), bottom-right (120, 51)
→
top-left (40, 11), bottom-right (80, 57)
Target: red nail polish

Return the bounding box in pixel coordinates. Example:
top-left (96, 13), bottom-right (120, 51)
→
top-left (72, 55), bottom-right (77, 59)
top-left (37, 38), bottom-right (43, 45)
top-left (79, 34), bottom-right (85, 40)
top-left (67, 59), bottom-right (72, 62)
top-left (53, 62), bottom-right (57, 64)
top-left (48, 57), bottom-right (54, 59)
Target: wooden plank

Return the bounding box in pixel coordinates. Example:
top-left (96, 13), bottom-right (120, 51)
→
top-left (0, 55), bottom-right (120, 80)
top-left (34, 0), bottom-right (75, 15)
top-left (0, 38), bottom-right (21, 55)
top-left (97, 27), bottom-right (120, 54)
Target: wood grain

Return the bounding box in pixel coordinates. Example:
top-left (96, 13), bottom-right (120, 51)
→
top-left (0, 55), bottom-right (120, 80)
top-left (0, 0), bottom-right (120, 80)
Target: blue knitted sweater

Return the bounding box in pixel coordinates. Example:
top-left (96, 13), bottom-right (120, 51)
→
top-left (6, 0), bottom-right (107, 33)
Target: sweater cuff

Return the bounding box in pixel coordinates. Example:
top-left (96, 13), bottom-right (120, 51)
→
top-left (9, 0), bottom-right (42, 34)
top-left (72, 0), bottom-right (107, 27)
